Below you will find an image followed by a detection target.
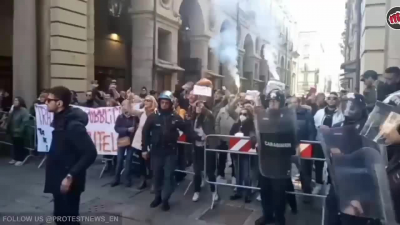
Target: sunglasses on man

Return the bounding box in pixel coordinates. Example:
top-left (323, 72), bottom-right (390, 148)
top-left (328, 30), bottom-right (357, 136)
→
top-left (327, 97), bottom-right (338, 101)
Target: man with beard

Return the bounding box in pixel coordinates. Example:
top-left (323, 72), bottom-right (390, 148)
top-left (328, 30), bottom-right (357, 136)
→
top-left (313, 92), bottom-right (344, 194)
top-left (377, 67), bottom-right (400, 101)
top-left (141, 91), bottom-right (189, 211)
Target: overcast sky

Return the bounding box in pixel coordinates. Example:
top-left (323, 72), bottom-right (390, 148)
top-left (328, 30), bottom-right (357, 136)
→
top-left (288, 0), bottom-right (346, 91)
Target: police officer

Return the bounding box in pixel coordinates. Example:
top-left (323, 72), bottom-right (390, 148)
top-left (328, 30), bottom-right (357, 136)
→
top-left (141, 91), bottom-right (189, 211)
top-left (255, 89), bottom-right (297, 225)
top-left (325, 93), bottom-right (382, 225)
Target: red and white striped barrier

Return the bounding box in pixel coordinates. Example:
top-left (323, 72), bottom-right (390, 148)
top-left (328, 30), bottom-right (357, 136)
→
top-left (178, 131), bottom-right (190, 144)
top-left (229, 138), bottom-right (255, 153)
top-left (299, 143), bottom-right (313, 158)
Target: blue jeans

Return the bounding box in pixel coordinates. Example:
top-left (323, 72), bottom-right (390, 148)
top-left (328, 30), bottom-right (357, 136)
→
top-left (115, 146), bottom-right (134, 183)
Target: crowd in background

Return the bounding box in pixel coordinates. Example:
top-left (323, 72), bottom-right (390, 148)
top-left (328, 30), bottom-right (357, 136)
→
top-left (1, 65), bottom-right (400, 224)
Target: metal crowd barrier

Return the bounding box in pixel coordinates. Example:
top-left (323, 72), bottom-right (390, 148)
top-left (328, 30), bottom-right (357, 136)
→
top-left (176, 139), bottom-right (195, 196)
top-left (0, 113), bottom-right (39, 166)
top-left (204, 134), bottom-right (327, 225)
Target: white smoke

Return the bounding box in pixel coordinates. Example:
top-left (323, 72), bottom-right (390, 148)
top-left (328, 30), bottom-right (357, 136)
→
top-left (209, 24), bottom-right (240, 89)
top-left (209, 0), bottom-right (240, 89)
top-left (209, 0), bottom-right (282, 84)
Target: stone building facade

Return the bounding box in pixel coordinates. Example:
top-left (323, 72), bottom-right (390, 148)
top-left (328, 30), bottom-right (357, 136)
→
top-left (0, 0), bottom-right (296, 106)
top-left (341, 0), bottom-right (400, 92)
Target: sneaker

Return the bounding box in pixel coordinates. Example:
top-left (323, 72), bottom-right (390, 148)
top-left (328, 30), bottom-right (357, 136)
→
top-left (9, 160), bottom-right (16, 164)
top-left (256, 193), bottom-right (261, 201)
top-left (192, 192), bottom-right (200, 202)
top-left (312, 184), bottom-right (323, 195)
top-left (212, 192), bottom-right (219, 202)
top-left (217, 175), bottom-right (227, 184)
top-left (14, 161), bottom-right (23, 166)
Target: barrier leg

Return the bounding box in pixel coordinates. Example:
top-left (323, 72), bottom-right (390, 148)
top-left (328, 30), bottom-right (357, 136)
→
top-left (184, 181), bottom-right (193, 196)
top-left (321, 197), bottom-right (326, 225)
top-left (38, 155), bottom-right (47, 169)
top-left (99, 162), bottom-right (108, 179)
top-left (21, 154), bottom-right (33, 165)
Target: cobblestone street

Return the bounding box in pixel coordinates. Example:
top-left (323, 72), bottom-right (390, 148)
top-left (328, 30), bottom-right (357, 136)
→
top-left (0, 156), bottom-right (323, 225)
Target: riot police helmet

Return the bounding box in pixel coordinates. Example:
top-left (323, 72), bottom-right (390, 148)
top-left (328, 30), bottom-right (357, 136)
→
top-left (341, 93), bottom-right (367, 122)
top-left (265, 89), bottom-right (286, 109)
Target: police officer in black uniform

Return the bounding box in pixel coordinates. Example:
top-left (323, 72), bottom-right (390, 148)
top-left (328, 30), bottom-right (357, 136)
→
top-left (141, 91), bottom-right (189, 211)
top-left (254, 89), bottom-right (298, 225)
top-left (324, 93), bottom-right (383, 225)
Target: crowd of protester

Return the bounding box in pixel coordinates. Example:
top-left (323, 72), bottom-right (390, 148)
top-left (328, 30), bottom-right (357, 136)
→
top-left (1, 65), bottom-right (400, 225)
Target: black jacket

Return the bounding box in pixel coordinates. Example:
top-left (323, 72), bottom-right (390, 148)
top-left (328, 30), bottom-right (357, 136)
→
top-left (142, 110), bottom-right (189, 156)
top-left (296, 107), bottom-right (316, 142)
top-left (44, 107), bottom-right (97, 194)
top-left (230, 119), bottom-right (256, 148)
top-left (114, 114), bottom-right (139, 141)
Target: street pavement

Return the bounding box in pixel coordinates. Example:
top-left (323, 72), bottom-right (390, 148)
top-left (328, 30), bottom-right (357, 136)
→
top-left (0, 156), bottom-right (324, 225)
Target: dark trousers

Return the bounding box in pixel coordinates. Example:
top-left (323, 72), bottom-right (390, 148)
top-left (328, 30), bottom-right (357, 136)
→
top-left (300, 159), bottom-right (313, 194)
top-left (114, 146), bottom-right (133, 183)
top-left (152, 154), bottom-right (177, 201)
top-left (325, 185), bottom-right (340, 225)
top-left (259, 175), bottom-right (287, 223)
top-left (12, 137), bottom-right (27, 161)
top-left (286, 178), bottom-right (297, 211)
top-left (133, 148), bottom-right (148, 177)
top-left (232, 154), bottom-right (254, 196)
top-left (193, 146), bottom-right (216, 192)
top-left (53, 192), bottom-right (81, 225)
top-left (313, 144), bottom-right (325, 184)
top-left (217, 141), bottom-right (228, 177)
top-left (175, 144), bottom-right (188, 182)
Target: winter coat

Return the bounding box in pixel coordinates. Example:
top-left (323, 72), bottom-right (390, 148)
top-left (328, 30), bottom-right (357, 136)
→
top-left (7, 107), bottom-right (29, 138)
top-left (44, 107), bottom-right (97, 194)
top-left (215, 106), bottom-right (236, 137)
top-left (114, 114), bottom-right (139, 141)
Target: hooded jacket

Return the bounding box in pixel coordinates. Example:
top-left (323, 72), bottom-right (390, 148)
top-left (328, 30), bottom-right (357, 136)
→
top-left (44, 107), bottom-right (97, 194)
top-left (215, 106), bottom-right (236, 137)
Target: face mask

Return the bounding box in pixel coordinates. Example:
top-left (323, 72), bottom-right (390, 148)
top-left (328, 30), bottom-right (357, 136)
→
top-left (239, 115), bottom-right (247, 122)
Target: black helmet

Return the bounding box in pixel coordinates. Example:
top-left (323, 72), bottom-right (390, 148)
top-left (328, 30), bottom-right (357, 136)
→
top-left (265, 89), bottom-right (286, 108)
top-left (341, 93), bottom-right (367, 121)
top-left (158, 91), bottom-right (174, 103)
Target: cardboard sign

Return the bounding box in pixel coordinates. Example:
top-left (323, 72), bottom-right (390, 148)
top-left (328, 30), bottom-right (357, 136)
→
top-left (35, 104), bottom-right (122, 155)
top-left (193, 85), bottom-right (212, 97)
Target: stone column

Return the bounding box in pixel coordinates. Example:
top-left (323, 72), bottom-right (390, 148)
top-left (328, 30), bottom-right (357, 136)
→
top-left (190, 35), bottom-right (210, 74)
top-left (13, 0), bottom-right (37, 106)
top-left (49, 0), bottom-right (91, 92)
top-left (131, 15), bottom-right (154, 92)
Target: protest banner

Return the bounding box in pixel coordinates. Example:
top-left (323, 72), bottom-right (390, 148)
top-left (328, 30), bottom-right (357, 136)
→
top-left (35, 104), bottom-right (122, 155)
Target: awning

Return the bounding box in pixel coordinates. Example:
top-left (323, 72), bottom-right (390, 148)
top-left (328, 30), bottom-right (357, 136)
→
top-left (340, 60), bottom-right (356, 70)
top-left (253, 78), bottom-right (265, 83)
top-left (155, 60), bottom-right (185, 72)
top-left (205, 70), bottom-right (224, 78)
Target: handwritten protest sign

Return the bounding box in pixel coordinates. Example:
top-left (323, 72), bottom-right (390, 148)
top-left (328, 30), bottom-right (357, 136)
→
top-left (35, 105), bottom-right (121, 155)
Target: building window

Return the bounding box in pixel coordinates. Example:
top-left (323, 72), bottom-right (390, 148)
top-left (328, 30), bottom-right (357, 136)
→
top-left (158, 28), bottom-right (172, 61)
